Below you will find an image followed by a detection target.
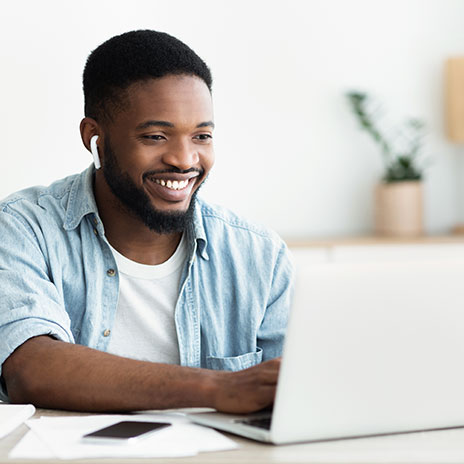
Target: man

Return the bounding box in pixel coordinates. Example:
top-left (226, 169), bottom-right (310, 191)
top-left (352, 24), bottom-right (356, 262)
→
top-left (0, 30), bottom-right (293, 413)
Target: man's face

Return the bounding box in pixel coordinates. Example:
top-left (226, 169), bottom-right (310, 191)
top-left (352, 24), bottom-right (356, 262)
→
top-left (99, 75), bottom-right (214, 234)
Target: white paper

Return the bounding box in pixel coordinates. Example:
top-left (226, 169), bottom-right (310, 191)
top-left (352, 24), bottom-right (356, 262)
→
top-left (9, 428), bottom-right (52, 459)
top-left (10, 412), bottom-right (237, 459)
top-left (0, 404), bottom-right (35, 439)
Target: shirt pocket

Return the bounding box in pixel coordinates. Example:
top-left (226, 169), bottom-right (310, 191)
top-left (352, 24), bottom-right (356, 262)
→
top-left (206, 347), bottom-right (263, 371)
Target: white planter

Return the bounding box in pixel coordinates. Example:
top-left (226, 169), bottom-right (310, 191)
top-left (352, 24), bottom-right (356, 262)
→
top-left (374, 181), bottom-right (424, 237)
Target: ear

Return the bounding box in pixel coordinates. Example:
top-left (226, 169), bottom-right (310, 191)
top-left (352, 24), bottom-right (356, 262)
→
top-left (80, 117), bottom-right (101, 152)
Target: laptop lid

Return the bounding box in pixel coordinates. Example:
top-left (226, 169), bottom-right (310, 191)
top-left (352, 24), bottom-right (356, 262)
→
top-left (270, 260), bottom-right (464, 444)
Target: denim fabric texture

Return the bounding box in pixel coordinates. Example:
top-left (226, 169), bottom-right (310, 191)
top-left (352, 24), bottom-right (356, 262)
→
top-left (0, 166), bottom-right (294, 401)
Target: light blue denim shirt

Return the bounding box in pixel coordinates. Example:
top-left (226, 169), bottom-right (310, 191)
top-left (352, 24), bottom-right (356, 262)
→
top-left (0, 166), bottom-right (294, 401)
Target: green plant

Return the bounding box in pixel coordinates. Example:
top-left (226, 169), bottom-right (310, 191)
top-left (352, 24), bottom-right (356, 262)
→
top-left (346, 91), bottom-right (426, 183)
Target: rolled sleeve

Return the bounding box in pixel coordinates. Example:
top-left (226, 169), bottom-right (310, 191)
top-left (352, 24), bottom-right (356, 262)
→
top-left (0, 206), bottom-right (74, 400)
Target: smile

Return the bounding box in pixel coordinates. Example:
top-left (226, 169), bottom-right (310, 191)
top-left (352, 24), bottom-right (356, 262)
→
top-left (152, 179), bottom-right (190, 190)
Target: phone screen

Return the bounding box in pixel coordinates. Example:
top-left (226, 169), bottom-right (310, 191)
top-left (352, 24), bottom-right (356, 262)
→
top-left (83, 421), bottom-right (171, 441)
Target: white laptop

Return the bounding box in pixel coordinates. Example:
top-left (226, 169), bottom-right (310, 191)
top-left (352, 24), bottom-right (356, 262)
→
top-left (189, 260), bottom-right (464, 444)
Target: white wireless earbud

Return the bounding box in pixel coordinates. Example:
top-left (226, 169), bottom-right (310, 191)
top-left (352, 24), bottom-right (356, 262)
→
top-left (90, 135), bottom-right (101, 170)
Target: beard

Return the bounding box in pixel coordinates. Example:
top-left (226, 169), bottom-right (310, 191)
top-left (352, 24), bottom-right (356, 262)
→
top-left (101, 137), bottom-right (202, 234)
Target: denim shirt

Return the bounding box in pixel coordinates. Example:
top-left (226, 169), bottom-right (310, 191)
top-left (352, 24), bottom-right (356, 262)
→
top-left (0, 166), bottom-right (294, 401)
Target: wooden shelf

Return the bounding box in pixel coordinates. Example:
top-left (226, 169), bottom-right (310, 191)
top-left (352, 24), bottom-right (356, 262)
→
top-left (285, 234), bottom-right (464, 248)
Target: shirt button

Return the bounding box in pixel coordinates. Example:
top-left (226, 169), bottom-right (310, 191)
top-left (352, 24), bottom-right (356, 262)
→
top-left (93, 228), bottom-right (98, 236)
top-left (93, 217), bottom-right (98, 225)
top-left (103, 329), bottom-right (111, 337)
top-left (107, 268), bottom-right (116, 277)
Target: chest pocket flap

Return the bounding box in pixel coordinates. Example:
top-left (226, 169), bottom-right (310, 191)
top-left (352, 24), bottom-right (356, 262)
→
top-left (206, 347), bottom-right (263, 371)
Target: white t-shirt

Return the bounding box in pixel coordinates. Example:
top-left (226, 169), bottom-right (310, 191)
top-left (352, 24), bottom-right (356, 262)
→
top-left (106, 235), bottom-right (187, 364)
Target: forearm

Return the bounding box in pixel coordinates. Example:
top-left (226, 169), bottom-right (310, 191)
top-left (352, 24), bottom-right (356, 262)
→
top-left (3, 336), bottom-right (218, 412)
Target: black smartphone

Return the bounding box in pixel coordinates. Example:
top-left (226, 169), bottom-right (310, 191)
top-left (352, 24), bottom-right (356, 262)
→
top-left (82, 420), bottom-right (171, 444)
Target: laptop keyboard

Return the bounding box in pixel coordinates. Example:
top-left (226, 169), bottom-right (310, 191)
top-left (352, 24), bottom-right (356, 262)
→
top-left (235, 416), bottom-right (272, 430)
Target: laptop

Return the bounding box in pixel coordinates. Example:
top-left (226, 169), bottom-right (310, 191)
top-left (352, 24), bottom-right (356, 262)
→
top-left (189, 260), bottom-right (464, 444)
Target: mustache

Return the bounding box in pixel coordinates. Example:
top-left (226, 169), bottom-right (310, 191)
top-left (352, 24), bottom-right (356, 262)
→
top-left (143, 167), bottom-right (203, 180)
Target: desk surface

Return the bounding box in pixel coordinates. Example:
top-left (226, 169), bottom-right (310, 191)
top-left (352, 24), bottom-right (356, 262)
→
top-left (0, 408), bottom-right (331, 464)
top-left (4, 409), bottom-right (464, 464)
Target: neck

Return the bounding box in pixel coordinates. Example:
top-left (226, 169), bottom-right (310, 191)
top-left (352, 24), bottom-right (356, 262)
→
top-left (94, 172), bottom-right (183, 265)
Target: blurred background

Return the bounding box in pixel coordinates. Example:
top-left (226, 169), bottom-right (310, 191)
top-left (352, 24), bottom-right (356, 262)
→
top-left (1, 0), bottom-right (464, 240)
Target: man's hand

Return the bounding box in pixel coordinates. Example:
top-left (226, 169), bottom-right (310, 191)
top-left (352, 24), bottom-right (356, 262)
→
top-left (212, 358), bottom-right (281, 414)
top-left (3, 336), bottom-right (281, 413)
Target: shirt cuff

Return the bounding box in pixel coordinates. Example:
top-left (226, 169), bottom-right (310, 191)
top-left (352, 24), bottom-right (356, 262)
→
top-left (0, 319), bottom-right (73, 401)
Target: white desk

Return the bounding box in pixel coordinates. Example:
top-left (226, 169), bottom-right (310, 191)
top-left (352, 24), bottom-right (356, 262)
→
top-left (3, 408), bottom-right (464, 463)
top-left (0, 407), bottom-right (309, 463)
top-left (0, 408), bottom-right (333, 464)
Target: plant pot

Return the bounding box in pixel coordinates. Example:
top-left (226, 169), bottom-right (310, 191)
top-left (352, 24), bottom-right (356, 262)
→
top-left (374, 181), bottom-right (424, 237)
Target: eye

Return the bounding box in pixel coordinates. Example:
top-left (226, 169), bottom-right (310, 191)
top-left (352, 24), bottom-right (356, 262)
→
top-left (194, 134), bottom-right (213, 142)
top-left (143, 135), bottom-right (166, 141)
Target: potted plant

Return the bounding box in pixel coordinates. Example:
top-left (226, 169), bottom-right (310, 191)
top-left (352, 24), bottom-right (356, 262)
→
top-left (346, 92), bottom-right (427, 237)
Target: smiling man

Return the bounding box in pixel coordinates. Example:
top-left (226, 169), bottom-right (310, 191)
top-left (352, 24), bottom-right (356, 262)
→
top-left (0, 30), bottom-right (293, 412)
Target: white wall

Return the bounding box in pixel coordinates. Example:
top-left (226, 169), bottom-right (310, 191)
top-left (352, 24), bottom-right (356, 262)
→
top-left (1, 0), bottom-right (464, 239)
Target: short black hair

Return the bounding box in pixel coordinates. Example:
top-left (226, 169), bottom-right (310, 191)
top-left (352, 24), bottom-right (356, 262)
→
top-left (83, 30), bottom-right (212, 121)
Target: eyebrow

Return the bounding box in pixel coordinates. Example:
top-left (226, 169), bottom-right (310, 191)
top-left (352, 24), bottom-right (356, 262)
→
top-left (136, 120), bottom-right (215, 130)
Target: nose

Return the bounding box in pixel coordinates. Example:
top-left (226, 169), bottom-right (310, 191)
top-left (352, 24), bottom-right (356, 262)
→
top-left (162, 137), bottom-right (199, 171)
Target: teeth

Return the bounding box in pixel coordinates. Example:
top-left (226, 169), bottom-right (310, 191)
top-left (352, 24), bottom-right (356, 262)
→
top-left (154, 179), bottom-right (189, 190)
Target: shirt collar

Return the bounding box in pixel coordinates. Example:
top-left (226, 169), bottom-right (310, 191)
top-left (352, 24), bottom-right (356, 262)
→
top-left (191, 198), bottom-right (209, 260)
top-left (63, 165), bottom-right (99, 231)
top-left (63, 165), bottom-right (209, 260)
